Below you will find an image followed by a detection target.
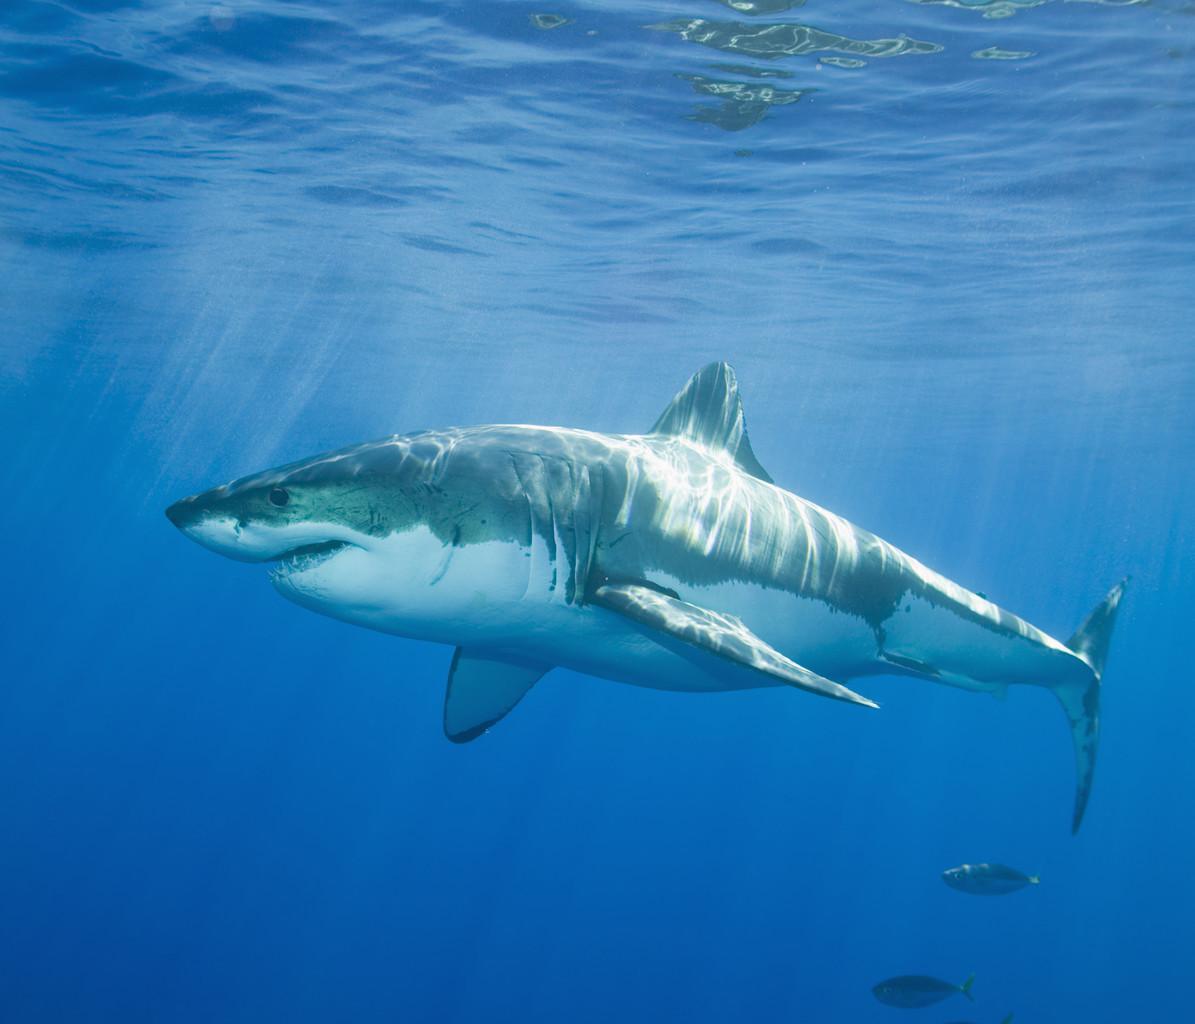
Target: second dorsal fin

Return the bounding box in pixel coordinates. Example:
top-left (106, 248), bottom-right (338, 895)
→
top-left (649, 362), bottom-right (773, 483)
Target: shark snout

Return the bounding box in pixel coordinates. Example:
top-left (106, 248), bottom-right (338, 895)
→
top-left (165, 493), bottom-right (266, 562)
top-left (166, 487), bottom-right (362, 565)
top-left (165, 497), bottom-right (197, 530)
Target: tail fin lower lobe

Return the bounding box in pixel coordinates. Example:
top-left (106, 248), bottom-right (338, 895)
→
top-left (960, 974), bottom-right (975, 1002)
top-left (1054, 578), bottom-right (1128, 834)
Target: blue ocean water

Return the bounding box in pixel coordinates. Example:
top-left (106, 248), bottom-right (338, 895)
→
top-left (1, 0), bottom-right (1193, 1020)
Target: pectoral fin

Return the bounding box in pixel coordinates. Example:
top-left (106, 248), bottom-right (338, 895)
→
top-left (590, 581), bottom-right (878, 709)
top-left (443, 649), bottom-right (548, 743)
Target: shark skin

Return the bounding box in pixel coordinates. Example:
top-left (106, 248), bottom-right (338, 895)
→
top-left (166, 363), bottom-right (1125, 832)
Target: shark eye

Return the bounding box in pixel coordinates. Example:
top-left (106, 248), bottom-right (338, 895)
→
top-left (268, 487), bottom-right (290, 507)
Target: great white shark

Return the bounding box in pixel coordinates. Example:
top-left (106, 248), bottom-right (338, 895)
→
top-left (166, 363), bottom-right (1124, 832)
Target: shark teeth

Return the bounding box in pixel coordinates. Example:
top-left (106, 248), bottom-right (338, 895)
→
top-left (269, 540), bottom-right (351, 578)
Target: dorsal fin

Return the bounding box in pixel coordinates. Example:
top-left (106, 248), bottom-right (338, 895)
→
top-left (649, 362), bottom-right (773, 483)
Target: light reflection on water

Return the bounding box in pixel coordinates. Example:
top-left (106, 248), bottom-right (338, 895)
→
top-left (0, 0), bottom-right (1190, 469)
top-left (907, 0), bottom-right (1147, 18)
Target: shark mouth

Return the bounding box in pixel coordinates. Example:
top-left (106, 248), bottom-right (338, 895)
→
top-left (268, 540), bottom-right (352, 578)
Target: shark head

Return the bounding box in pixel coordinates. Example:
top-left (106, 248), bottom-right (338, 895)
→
top-left (166, 437), bottom-right (438, 617)
top-left (166, 472), bottom-right (354, 565)
top-left (165, 430), bottom-right (542, 638)
top-left (169, 449), bottom-right (366, 589)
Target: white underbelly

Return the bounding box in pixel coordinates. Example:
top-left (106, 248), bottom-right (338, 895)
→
top-left (274, 529), bottom-right (884, 693)
top-left (651, 573), bottom-right (881, 679)
top-left (515, 579), bottom-right (882, 693)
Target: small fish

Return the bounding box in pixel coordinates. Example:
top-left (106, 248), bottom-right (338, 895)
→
top-left (872, 973), bottom-right (974, 1008)
top-left (943, 863), bottom-right (1040, 895)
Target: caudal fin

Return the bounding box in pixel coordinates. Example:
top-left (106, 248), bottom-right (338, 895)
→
top-left (960, 973), bottom-right (975, 1002)
top-left (1054, 578), bottom-right (1128, 834)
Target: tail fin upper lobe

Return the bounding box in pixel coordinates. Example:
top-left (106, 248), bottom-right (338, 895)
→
top-left (1054, 578), bottom-right (1128, 834)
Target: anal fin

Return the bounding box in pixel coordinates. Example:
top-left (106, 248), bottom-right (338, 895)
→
top-left (443, 649), bottom-right (548, 743)
top-left (590, 581), bottom-right (877, 709)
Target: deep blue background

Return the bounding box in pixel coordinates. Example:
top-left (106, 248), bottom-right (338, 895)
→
top-left (1, 1), bottom-right (1192, 1021)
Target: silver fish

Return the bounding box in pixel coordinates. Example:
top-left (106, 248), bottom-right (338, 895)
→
top-left (943, 863), bottom-right (1040, 895)
top-left (872, 973), bottom-right (974, 1008)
